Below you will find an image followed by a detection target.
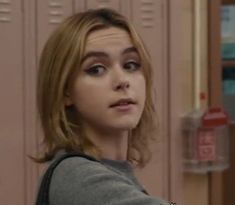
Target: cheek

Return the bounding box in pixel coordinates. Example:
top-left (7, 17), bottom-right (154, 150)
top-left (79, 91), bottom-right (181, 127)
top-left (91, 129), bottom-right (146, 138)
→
top-left (71, 80), bottom-right (106, 114)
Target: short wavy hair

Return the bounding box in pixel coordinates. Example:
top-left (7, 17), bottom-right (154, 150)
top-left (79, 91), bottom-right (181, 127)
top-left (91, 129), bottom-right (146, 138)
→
top-left (36, 8), bottom-right (158, 167)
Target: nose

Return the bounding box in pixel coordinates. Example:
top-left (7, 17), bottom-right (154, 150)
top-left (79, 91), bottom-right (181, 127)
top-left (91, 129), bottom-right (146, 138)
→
top-left (115, 81), bottom-right (130, 91)
top-left (112, 64), bottom-right (130, 91)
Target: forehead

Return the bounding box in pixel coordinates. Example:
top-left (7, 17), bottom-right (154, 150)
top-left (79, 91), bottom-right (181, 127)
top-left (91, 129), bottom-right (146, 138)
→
top-left (85, 27), bottom-right (134, 51)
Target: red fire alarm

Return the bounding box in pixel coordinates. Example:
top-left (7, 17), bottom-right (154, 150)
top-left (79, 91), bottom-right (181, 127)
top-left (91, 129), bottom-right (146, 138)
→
top-left (183, 107), bottom-right (230, 173)
top-left (197, 108), bottom-right (229, 162)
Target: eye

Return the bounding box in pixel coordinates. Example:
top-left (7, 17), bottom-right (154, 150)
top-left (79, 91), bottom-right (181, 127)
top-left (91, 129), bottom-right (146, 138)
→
top-left (85, 64), bottom-right (106, 76)
top-left (123, 61), bottom-right (141, 71)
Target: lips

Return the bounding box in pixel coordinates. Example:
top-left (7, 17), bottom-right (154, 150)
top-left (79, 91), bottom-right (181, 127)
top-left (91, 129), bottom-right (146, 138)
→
top-left (110, 98), bottom-right (136, 107)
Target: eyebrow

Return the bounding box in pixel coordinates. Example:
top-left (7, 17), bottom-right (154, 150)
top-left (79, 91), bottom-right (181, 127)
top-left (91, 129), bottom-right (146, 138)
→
top-left (81, 46), bottom-right (138, 63)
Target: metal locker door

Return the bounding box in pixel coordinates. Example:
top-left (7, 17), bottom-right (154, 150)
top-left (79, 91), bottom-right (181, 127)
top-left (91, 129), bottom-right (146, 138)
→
top-left (74, 0), bottom-right (130, 17)
top-left (131, 0), bottom-right (169, 199)
top-left (0, 0), bottom-right (25, 205)
top-left (83, 0), bottom-right (120, 10)
top-left (36, 0), bottom-right (74, 58)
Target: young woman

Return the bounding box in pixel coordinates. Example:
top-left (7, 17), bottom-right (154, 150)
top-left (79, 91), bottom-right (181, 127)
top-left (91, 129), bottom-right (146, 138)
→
top-left (36, 8), bottom-right (169, 205)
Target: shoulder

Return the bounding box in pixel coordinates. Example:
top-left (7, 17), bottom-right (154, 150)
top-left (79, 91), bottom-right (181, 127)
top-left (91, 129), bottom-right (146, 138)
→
top-left (50, 156), bottom-right (133, 184)
top-left (51, 155), bottom-right (104, 177)
top-left (49, 156), bottom-right (169, 205)
top-left (49, 156), bottom-right (131, 204)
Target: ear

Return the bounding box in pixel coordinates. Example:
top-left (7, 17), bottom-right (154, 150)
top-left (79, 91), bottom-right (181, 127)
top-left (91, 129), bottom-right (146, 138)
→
top-left (64, 92), bottom-right (73, 106)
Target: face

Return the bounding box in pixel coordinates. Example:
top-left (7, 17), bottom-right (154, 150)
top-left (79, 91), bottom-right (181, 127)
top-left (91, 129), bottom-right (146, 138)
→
top-left (66, 27), bottom-right (146, 134)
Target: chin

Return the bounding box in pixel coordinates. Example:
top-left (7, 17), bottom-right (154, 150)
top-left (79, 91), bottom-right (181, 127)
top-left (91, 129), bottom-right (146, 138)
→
top-left (111, 120), bottom-right (139, 130)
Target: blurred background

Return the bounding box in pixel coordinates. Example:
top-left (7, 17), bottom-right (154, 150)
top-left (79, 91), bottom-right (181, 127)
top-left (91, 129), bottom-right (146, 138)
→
top-left (0, 0), bottom-right (234, 205)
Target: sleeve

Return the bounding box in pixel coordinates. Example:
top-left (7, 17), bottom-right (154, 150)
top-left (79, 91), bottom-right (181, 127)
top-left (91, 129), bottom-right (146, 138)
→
top-left (49, 157), bottom-right (169, 205)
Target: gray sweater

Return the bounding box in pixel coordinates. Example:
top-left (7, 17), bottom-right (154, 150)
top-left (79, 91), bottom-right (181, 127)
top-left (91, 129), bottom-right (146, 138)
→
top-left (49, 156), bottom-right (169, 205)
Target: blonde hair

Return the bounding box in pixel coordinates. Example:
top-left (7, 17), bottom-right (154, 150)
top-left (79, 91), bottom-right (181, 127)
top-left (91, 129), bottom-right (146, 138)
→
top-left (36, 8), bottom-right (157, 167)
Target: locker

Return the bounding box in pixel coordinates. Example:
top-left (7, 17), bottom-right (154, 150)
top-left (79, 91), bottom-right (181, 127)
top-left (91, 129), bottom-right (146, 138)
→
top-left (0, 1), bottom-right (25, 205)
top-left (131, 0), bottom-right (169, 198)
top-left (85, 0), bottom-right (121, 10)
top-left (36, 0), bottom-right (74, 58)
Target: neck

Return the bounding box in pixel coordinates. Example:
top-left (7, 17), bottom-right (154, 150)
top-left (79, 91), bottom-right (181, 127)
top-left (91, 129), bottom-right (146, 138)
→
top-left (83, 124), bottom-right (129, 161)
